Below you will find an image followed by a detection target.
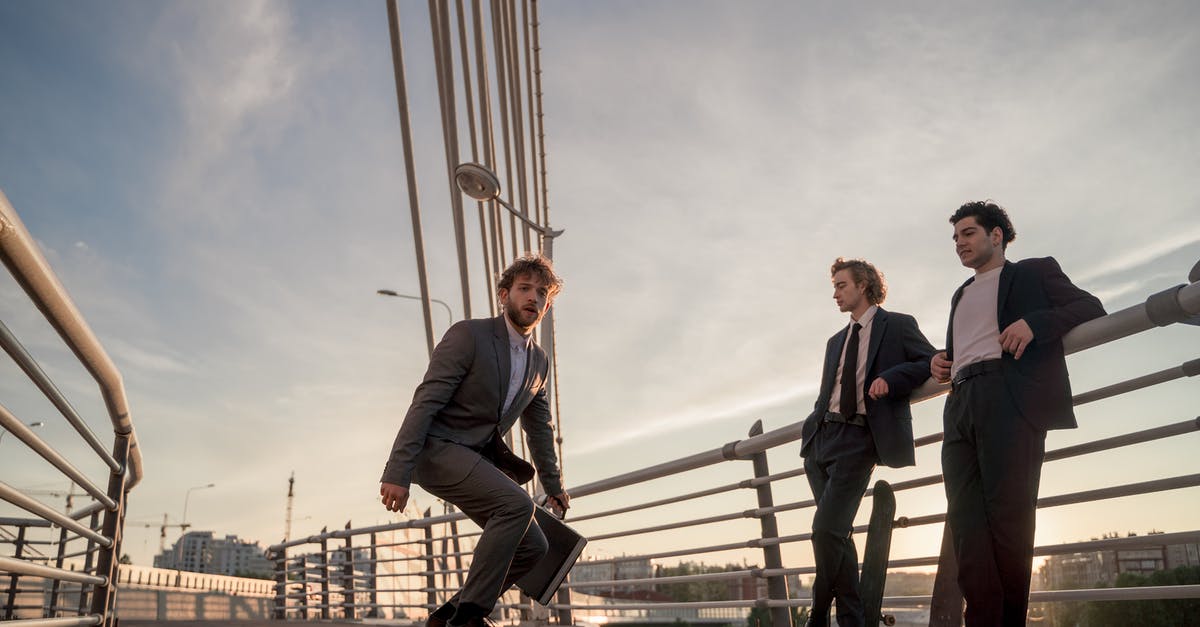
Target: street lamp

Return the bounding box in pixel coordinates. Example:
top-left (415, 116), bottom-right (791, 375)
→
top-left (453, 163), bottom-right (564, 246)
top-left (0, 420), bottom-right (44, 446)
top-left (376, 290), bottom-right (454, 329)
top-left (181, 483), bottom-right (215, 526)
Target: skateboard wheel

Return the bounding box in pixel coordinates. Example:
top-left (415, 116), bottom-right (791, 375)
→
top-left (881, 615), bottom-right (896, 626)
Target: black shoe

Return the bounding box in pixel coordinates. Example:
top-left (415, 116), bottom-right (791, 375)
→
top-left (448, 602), bottom-right (492, 627)
top-left (427, 601), bottom-right (456, 627)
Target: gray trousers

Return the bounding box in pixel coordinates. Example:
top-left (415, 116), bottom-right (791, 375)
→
top-left (420, 454), bottom-right (548, 613)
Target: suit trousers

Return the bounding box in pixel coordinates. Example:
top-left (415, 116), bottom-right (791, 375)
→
top-left (420, 453), bottom-right (549, 613)
top-left (804, 421), bottom-right (876, 627)
top-left (942, 372), bottom-right (1046, 627)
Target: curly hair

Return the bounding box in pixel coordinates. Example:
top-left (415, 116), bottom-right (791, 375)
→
top-left (497, 253), bottom-right (563, 301)
top-left (830, 257), bottom-right (887, 306)
top-left (950, 200), bottom-right (1017, 249)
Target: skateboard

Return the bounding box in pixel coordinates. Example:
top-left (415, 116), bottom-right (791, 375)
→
top-left (859, 480), bottom-right (897, 626)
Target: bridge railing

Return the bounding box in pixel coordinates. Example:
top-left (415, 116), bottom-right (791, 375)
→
top-left (0, 188), bottom-right (144, 626)
top-left (272, 261), bottom-right (1199, 625)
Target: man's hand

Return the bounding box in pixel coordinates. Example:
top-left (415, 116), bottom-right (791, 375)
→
top-left (547, 491), bottom-right (571, 518)
top-left (380, 482), bottom-right (409, 513)
top-left (931, 351), bottom-right (953, 383)
top-left (868, 377), bottom-right (889, 400)
top-left (999, 319), bottom-right (1034, 360)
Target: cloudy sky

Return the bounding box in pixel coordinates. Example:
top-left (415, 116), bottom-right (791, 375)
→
top-left (1, 1), bottom-right (1197, 571)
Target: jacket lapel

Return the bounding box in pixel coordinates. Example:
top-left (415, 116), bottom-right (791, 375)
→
top-left (997, 260), bottom-right (1016, 324)
top-left (866, 308), bottom-right (888, 374)
top-left (492, 316), bottom-right (510, 419)
top-left (947, 277), bottom-right (973, 359)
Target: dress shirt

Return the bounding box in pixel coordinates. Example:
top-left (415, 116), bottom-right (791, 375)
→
top-left (501, 314), bottom-right (533, 416)
top-left (829, 305), bottom-right (877, 416)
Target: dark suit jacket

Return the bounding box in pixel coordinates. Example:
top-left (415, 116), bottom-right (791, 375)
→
top-left (800, 308), bottom-right (935, 468)
top-left (946, 257), bottom-right (1105, 431)
top-left (380, 316), bottom-right (563, 496)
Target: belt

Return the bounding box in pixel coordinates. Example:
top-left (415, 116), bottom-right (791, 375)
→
top-left (952, 359), bottom-right (1003, 389)
top-left (823, 411), bottom-right (867, 427)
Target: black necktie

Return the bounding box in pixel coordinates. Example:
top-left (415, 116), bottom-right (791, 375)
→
top-left (839, 322), bottom-right (862, 418)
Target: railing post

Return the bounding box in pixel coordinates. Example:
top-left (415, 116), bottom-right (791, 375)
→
top-left (342, 522), bottom-right (356, 619)
top-left (271, 546), bottom-right (287, 620)
top-left (47, 522), bottom-right (69, 618)
top-left (78, 510), bottom-right (100, 615)
top-left (369, 532), bottom-right (380, 618)
top-left (423, 508), bottom-right (438, 616)
top-left (298, 556), bottom-right (310, 620)
top-left (554, 578), bottom-right (574, 625)
top-left (747, 420), bottom-right (792, 627)
top-left (319, 535), bottom-right (332, 619)
top-left (89, 436), bottom-right (131, 627)
top-left (929, 522), bottom-right (963, 626)
top-left (4, 524), bottom-right (26, 620)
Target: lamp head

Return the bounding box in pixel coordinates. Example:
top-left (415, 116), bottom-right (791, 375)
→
top-left (454, 163), bottom-right (502, 201)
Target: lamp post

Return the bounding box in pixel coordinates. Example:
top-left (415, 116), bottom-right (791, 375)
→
top-left (453, 163), bottom-right (564, 254)
top-left (181, 483), bottom-right (215, 527)
top-left (0, 420), bottom-right (44, 446)
top-left (376, 290), bottom-right (454, 330)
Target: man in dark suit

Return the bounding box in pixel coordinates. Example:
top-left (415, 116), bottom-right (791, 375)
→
top-left (379, 254), bottom-right (570, 627)
top-left (930, 201), bottom-right (1104, 626)
top-left (800, 258), bottom-right (935, 627)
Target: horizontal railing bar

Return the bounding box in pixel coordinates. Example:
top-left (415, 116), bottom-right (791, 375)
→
top-left (588, 510), bottom-right (748, 542)
top-left (0, 517), bottom-right (53, 527)
top-left (70, 501), bottom-right (106, 521)
top-left (1037, 473), bottom-right (1200, 508)
top-left (0, 555), bottom-right (106, 584)
top-left (0, 404), bottom-right (115, 509)
top-left (1033, 584), bottom-right (1200, 601)
top-left (0, 618), bottom-right (103, 627)
top-left (1074, 359), bottom-right (1200, 405)
top-left (1043, 417), bottom-right (1199, 462)
top-left (566, 568), bottom-right (758, 589)
top-left (0, 482), bottom-right (110, 546)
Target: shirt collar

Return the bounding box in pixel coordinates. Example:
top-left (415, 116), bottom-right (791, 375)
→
top-left (503, 314), bottom-right (532, 349)
top-left (851, 304), bottom-right (879, 327)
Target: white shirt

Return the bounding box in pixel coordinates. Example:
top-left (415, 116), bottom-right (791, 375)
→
top-left (951, 266), bottom-right (1004, 379)
top-left (501, 315), bottom-right (533, 416)
top-left (829, 305), bottom-right (877, 416)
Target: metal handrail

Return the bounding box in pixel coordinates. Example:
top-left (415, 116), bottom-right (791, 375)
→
top-left (0, 189), bottom-right (143, 625)
top-left (272, 267), bottom-right (1200, 624)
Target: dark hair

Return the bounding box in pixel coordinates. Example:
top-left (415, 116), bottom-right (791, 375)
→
top-left (950, 200), bottom-right (1016, 249)
top-left (497, 253), bottom-right (563, 301)
top-left (830, 257), bottom-right (887, 306)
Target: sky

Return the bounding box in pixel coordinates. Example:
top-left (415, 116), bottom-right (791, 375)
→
top-left (1, 1), bottom-right (1198, 574)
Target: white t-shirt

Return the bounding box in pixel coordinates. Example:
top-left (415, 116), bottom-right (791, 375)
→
top-left (951, 266), bottom-right (1004, 379)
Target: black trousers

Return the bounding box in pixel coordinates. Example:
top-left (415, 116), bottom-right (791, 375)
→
top-left (942, 372), bottom-right (1046, 627)
top-left (804, 421), bottom-right (876, 627)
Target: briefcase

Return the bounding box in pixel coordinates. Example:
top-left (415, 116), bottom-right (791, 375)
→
top-left (515, 506), bottom-right (588, 605)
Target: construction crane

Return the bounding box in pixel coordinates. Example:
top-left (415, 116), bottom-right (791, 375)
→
top-left (133, 514), bottom-right (191, 553)
top-left (283, 471), bottom-right (295, 542)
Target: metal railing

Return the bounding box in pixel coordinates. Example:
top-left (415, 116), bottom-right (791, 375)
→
top-left (0, 188), bottom-right (144, 625)
top-left (271, 262), bottom-right (1199, 626)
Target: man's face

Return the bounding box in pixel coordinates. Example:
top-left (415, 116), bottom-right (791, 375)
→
top-left (831, 269), bottom-right (866, 314)
top-left (952, 216), bottom-right (1002, 269)
top-left (499, 273), bottom-right (551, 330)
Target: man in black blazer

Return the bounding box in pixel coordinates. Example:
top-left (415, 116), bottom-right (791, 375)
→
top-left (800, 258), bottom-right (935, 627)
top-left (931, 202), bottom-right (1104, 626)
top-left (379, 254), bottom-right (570, 627)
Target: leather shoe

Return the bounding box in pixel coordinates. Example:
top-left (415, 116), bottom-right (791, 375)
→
top-left (427, 601), bottom-right (455, 627)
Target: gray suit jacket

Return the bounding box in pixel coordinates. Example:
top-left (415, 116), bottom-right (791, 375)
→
top-left (380, 316), bottom-right (563, 496)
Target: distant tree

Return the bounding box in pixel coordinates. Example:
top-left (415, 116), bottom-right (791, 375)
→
top-left (746, 605), bottom-right (808, 627)
top-left (1084, 566), bottom-right (1200, 626)
top-left (119, 554), bottom-right (132, 565)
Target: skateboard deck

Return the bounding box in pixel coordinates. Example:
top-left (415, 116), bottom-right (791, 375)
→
top-left (859, 480), bottom-right (896, 626)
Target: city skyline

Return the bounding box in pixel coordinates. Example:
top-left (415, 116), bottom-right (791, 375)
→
top-left (1, 0), bottom-right (1197, 570)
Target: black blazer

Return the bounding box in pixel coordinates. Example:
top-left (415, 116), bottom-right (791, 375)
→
top-left (801, 308), bottom-right (935, 468)
top-left (946, 257), bottom-right (1105, 431)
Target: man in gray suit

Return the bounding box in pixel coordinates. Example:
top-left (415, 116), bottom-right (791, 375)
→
top-left (380, 254), bottom-right (570, 627)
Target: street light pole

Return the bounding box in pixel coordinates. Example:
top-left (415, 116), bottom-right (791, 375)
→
top-left (376, 290), bottom-right (455, 332)
top-left (182, 483), bottom-right (215, 527)
top-left (0, 420), bottom-right (44, 446)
